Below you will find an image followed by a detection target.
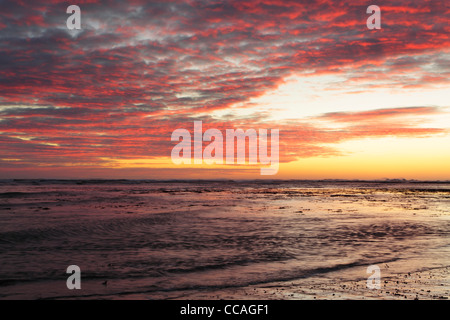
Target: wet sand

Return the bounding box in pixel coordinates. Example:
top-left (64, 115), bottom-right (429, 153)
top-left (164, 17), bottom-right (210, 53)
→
top-left (180, 263), bottom-right (450, 300)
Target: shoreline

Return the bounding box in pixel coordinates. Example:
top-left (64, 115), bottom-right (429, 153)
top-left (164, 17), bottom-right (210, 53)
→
top-left (174, 264), bottom-right (450, 300)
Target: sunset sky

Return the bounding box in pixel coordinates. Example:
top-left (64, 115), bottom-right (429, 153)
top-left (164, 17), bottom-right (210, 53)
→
top-left (0, 0), bottom-right (449, 180)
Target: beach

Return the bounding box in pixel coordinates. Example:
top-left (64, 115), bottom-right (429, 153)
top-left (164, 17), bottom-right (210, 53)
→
top-left (0, 180), bottom-right (449, 300)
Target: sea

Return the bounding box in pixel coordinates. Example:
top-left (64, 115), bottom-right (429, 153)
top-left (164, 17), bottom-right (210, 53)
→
top-left (0, 180), bottom-right (449, 299)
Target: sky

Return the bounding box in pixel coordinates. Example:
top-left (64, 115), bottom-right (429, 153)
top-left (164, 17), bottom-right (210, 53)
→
top-left (0, 0), bottom-right (449, 180)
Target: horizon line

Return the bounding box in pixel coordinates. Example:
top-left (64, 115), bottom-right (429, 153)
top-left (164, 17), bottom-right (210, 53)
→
top-left (2, 178), bottom-right (450, 183)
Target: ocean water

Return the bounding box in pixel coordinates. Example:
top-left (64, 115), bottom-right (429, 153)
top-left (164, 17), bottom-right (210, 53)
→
top-left (0, 180), bottom-right (449, 299)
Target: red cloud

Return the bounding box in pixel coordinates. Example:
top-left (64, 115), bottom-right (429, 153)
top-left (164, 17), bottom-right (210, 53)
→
top-left (0, 0), bottom-right (448, 176)
top-left (319, 107), bottom-right (442, 123)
